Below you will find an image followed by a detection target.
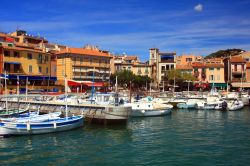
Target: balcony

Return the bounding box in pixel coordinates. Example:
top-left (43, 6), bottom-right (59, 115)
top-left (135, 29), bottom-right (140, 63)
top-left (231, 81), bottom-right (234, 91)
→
top-left (232, 70), bottom-right (245, 75)
top-left (232, 78), bottom-right (246, 83)
top-left (73, 75), bottom-right (109, 80)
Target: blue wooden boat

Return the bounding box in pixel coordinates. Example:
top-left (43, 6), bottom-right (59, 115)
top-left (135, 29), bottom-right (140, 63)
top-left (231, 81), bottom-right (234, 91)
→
top-left (0, 116), bottom-right (83, 136)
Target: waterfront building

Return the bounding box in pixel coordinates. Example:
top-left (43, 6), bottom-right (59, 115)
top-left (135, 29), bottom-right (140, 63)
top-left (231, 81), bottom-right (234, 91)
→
top-left (191, 62), bottom-right (206, 83)
top-left (176, 65), bottom-right (193, 75)
top-left (112, 54), bottom-right (151, 77)
top-left (176, 54), bottom-right (203, 65)
top-left (0, 31), bottom-right (56, 93)
top-left (149, 48), bottom-right (176, 88)
top-left (223, 52), bottom-right (250, 89)
top-left (55, 45), bottom-right (112, 89)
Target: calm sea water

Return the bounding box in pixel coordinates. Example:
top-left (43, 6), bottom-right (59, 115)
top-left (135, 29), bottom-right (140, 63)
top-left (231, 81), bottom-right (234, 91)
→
top-left (1, 108), bottom-right (250, 166)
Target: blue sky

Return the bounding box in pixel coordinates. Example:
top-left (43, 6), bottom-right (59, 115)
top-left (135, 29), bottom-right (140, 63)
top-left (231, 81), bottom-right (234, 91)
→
top-left (1, 0), bottom-right (250, 61)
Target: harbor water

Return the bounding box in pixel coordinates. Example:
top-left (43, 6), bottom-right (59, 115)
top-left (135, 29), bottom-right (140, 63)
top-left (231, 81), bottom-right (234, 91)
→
top-left (1, 108), bottom-right (250, 166)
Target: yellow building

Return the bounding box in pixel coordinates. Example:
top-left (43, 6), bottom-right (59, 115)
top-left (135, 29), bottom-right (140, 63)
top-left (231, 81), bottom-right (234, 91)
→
top-left (0, 45), bottom-right (56, 93)
top-left (56, 46), bottom-right (112, 86)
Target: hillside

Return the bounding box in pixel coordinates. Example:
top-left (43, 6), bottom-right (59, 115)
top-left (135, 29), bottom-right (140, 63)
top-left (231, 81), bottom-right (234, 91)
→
top-left (205, 49), bottom-right (245, 59)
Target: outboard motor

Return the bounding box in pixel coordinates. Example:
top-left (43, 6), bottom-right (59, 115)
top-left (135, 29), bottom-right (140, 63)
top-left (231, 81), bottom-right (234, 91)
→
top-left (222, 101), bottom-right (228, 111)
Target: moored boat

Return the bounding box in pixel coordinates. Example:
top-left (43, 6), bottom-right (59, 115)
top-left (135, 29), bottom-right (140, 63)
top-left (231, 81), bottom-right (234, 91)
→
top-left (125, 101), bottom-right (173, 117)
top-left (0, 116), bottom-right (83, 136)
top-left (227, 99), bottom-right (244, 111)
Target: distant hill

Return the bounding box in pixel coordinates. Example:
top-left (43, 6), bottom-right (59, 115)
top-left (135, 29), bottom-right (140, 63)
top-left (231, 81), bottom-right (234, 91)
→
top-left (205, 49), bottom-right (245, 59)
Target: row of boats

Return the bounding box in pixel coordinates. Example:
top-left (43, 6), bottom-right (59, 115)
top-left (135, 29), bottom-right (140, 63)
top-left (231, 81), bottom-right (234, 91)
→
top-left (0, 89), bottom-right (247, 137)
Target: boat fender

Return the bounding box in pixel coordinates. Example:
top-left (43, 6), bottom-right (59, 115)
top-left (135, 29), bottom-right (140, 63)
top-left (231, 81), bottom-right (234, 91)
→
top-left (27, 122), bottom-right (31, 131)
top-left (54, 122), bottom-right (57, 129)
top-left (141, 110), bottom-right (145, 113)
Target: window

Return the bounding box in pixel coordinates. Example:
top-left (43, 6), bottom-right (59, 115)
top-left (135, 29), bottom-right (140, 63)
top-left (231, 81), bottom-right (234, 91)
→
top-left (217, 75), bottom-right (220, 80)
top-left (80, 57), bottom-right (83, 64)
top-left (45, 55), bottom-right (49, 62)
top-left (209, 75), bottom-right (214, 81)
top-left (14, 51), bottom-right (20, 57)
top-left (161, 66), bottom-right (165, 71)
top-left (90, 58), bottom-right (92, 64)
top-left (209, 68), bottom-right (214, 70)
top-left (39, 66), bottom-right (42, 73)
top-left (38, 54), bottom-right (42, 63)
top-left (27, 53), bottom-right (32, 59)
top-left (4, 50), bottom-right (10, 57)
top-left (29, 65), bottom-right (32, 73)
top-left (217, 68), bottom-right (220, 71)
top-left (186, 58), bottom-right (192, 62)
top-left (46, 67), bottom-right (49, 74)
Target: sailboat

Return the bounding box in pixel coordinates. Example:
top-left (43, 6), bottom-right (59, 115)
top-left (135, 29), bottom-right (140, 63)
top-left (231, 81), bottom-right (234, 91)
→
top-left (0, 76), bottom-right (84, 137)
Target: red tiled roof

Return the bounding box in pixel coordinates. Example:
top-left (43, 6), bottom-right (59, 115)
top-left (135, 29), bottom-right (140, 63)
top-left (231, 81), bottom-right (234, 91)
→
top-left (230, 56), bottom-right (246, 63)
top-left (205, 63), bottom-right (224, 68)
top-left (2, 45), bottom-right (46, 54)
top-left (191, 62), bottom-right (206, 68)
top-left (124, 56), bottom-right (138, 60)
top-left (56, 47), bottom-right (111, 57)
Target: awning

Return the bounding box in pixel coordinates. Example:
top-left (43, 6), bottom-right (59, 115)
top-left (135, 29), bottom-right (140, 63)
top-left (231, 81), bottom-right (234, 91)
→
top-left (209, 83), bottom-right (227, 88)
top-left (4, 62), bottom-right (21, 65)
top-left (0, 74), bottom-right (57, 81)
top-left (231, 82), bottom-right (250, 88)
top-left (67, 80), bottom-right (104, 87)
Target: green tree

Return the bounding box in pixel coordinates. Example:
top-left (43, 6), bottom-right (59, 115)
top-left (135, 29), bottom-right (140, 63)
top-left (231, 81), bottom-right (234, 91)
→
top-left (205, 49), bottom-right (245, 59)
top-left (110, 70), bottom-right (152, 89)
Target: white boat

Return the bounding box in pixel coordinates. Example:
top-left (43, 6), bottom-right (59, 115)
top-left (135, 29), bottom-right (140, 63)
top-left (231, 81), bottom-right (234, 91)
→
top-left (0, 116), bottom-right (83, 136)
top-left (177, 99), bottom-right (202, 109)
top-left (227, 99), bottom-right (244, 111)
top-left (0, 77), bottom-right (84, 137)
top-left (125, 101), bottom-right (173, 117)
top-left (0, 112), bottom-right (61, 123)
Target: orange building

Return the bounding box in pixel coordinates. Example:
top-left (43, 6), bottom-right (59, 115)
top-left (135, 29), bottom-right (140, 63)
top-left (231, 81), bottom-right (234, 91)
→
top-left (55, 46), bottom-right (112, 87)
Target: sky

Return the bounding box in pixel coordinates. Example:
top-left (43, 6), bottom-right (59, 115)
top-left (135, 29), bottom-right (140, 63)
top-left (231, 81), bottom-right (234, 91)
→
top-left (0, 0), bottom-right (250, 61)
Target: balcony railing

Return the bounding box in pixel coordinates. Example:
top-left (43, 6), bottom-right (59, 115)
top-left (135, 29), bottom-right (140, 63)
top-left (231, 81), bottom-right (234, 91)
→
top-left (231, 78), bottom-right (246, 82)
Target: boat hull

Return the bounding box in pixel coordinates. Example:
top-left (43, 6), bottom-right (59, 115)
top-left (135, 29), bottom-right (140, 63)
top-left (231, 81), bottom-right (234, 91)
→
top-left (83, 106), bottom-right (131, 125)
top-left (131, 109), bottom-right (172, 117)
top-left (0, 116), bottom-right (83, 136)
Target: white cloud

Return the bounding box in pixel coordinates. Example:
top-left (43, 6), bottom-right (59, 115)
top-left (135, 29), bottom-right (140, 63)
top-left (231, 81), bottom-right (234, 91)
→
top-left (194, 4), bottom-right (203, 12)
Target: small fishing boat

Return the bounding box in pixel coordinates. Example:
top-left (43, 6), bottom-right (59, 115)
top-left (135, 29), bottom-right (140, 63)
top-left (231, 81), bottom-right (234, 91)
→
top-left (0, 77), bottom-right (84, 137)
top-left (177, 99), bottom-right (202, 109)
top-left (227, 99), bottom-right (244, 111)
top-left (0, 116), bottom-right (83, 136)
top-left (0, 104), bottom-right (30, 117)
top-left (125, 101), bottom-right (173, 117)
top-left (0, 112), bottom-right (61, 123)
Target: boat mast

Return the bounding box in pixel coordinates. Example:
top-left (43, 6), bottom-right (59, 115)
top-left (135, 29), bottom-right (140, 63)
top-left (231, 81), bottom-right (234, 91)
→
top-left (25, 77), bottom-right (28, 102)
top-left (173, 75), bottom-right (176, 96)
top-left (115, 76), bottom-right (118, 93)
top-left (64, 75), bottom-right (68, 119)
top-left (91, 67), bottom-right (95, 104)
top-left (4, 71), bottom-right (8, 114)
top-left (187, 80), bottom-right (190, 97)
